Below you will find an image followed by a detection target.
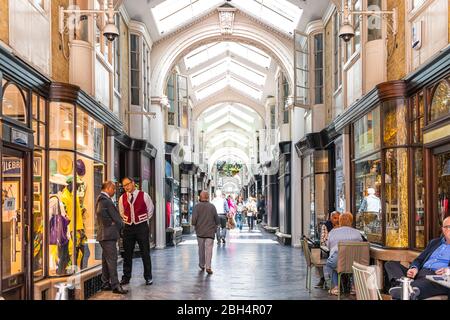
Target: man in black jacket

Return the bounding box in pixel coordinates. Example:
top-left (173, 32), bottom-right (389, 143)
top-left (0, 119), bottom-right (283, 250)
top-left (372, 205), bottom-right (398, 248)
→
top-left (385, 216), bottom-right (450, 299)
top-left (96, 181), bottom-right (127, 294)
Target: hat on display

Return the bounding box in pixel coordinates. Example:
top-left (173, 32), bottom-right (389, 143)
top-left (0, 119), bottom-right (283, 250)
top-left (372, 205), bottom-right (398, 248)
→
top-left (50, 174), bottom-right (68, 186)
top-left (76, 159), bottom-right (86, 177)
top-left (66, 175), bottom-right (83, 185)
top-left (59, 154), bottom-right (73, 175)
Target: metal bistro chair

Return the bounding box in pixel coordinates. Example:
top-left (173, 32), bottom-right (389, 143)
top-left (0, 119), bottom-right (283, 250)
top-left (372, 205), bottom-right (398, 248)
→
top-left (352, 262), bottom-right (382, 300)
top-left (301, 238), bottom-right (327, 292)
top-left (336, 241), bottom-right (370, 300)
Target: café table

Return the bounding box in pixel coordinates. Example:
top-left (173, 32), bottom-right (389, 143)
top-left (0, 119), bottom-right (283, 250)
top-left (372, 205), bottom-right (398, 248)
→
top-left (425, 275), bottom-right (450, 289)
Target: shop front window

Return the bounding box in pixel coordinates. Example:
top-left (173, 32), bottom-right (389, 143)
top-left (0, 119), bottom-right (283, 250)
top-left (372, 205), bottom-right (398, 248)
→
top-left (385, 148), bottom-right (409, 248)
top-left (2, 83), bottom-right (27, 124)
top-left (430, 79), bottom-right (450, 122)
top-left (383, 99), bottom-right (407, 147)
top-left (354, 107), bottom-right (380, 158)
top-left (413, 149), bottom-right (425, 248)
top-left (335, 137), bottom-right (346, 212)
top-left (355, 153), bottom-right (382, 244)
top-left (76, 155), bottom-right (104, 270)
top-left (76, 107), bottom-right (104, 160)
top-left (33, 150), bottom-right (46, 279)
top-left (49, 102), bottom-right (74, 149)
top-left (436, 151), bottom-right (450, 230)
top-left (48, 151), bottom-right (74, 276)
top-left (411, 91), bottom-right (424, 144)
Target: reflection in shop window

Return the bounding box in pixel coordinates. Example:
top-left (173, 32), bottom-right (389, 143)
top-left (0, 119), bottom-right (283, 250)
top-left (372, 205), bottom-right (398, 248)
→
top-left (430, 79), bottom-right (450, 122)
top-left (385, 148), bottom-right (409, 248)
top-left (49, 102), bottom-right (74, 149)
top-left (2, 83), bottom-right (27, 124)
top-left (437, 152), bottom-right (450, 230)
top-left (354, 107), bottom-right (380, 158)
top-left (384, 99), bottom-right (407, 147)
top-left (355, 153), bottom-right (382, 244)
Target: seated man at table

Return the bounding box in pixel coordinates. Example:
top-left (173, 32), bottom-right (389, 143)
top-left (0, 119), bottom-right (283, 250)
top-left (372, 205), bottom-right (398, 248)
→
top-left (385, 216), bottom-right (450, 300)
top-left (325, 212), bottom-right (363, 295)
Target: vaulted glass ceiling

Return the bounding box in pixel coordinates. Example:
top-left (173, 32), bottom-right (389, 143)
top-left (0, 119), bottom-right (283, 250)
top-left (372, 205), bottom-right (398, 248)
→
top-left (185, 42), bottom-right (271, 70)
top-left (151, 0), bottom-right (223, 35)
top-left (151, 0), bottom-right (303, 36)
top-left (195, 75), bottom-right (262, 100)
top-left (191, 57), bottom-right (266, 88)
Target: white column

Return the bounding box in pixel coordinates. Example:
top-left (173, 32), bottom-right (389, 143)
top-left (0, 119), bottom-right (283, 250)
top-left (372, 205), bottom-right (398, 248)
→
top-left (290, 107), bottom-right (306, 247)
top-left (150, 97), bottom-right (166, 249)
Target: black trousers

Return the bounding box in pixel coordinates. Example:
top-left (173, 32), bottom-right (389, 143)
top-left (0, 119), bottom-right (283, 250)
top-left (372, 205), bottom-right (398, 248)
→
top-left (122, 222), bottom-right (152, 281)
top-left (100, 240), bottom-right (119, 289)
top-left (384, 261), bottom-right (450, 299)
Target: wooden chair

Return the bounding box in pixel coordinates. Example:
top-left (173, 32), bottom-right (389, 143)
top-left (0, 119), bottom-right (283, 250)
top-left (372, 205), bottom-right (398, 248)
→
top-left (352, 262), bottom-right (382, 300)
top-left (301, 238), bottom-right (327, 292)
top-left (336, 241), bottom-right (370, 300)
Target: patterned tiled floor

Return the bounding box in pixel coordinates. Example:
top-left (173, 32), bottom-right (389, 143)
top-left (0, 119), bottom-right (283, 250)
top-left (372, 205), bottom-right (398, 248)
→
top-left (91, 224), bottom-right (354, 300)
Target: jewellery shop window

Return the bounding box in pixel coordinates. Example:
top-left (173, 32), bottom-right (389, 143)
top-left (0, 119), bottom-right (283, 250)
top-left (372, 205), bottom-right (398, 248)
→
top-left (48, 103), bottom-right (105, 276)
top-left (32, 93), bottom-right (47, 280)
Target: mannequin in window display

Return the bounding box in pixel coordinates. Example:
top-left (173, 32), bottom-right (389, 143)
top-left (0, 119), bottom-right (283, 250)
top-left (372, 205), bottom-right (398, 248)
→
top-left (60, 176), bottom-right (90, 271)
top-left (358, 187), bottom-right (381, 235)
top-left (48, 174), bottom-right (70, 275)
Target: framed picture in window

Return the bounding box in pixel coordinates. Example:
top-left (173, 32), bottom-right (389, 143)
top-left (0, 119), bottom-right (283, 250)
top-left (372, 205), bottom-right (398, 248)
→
top-left (33, 201), bottom-right (41, 213)
top-left (33, 182), bottom-right (41, 194)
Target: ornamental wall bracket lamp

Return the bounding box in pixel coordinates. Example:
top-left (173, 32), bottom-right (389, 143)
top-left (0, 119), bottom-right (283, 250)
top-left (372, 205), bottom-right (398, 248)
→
top-left (339, 3), bottom-right (397, 42)
top-left (59, 0), bottom-right (119, 42)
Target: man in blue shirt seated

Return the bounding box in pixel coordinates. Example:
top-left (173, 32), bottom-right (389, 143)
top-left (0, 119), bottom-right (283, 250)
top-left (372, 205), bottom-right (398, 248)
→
top-left (384, 216), bottom-right (450, 299)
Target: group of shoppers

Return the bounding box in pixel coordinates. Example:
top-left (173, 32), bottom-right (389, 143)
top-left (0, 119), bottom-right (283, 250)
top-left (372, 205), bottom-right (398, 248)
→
top-left (312, 210), bottom-right (450, 299)
top-left (96, 177), bottom-right (154, 294)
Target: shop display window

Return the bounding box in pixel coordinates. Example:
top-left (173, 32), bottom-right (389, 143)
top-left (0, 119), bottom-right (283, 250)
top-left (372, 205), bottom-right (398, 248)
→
top-left (33, 150), bottom-right (46, 279)
top-left (383, 99), bottom-right (407, 147)
top-left (430, 79), bottom-right (450, 122)
top-left (48, 151), bottom-right (75, 276)
top-left (335, 137), bottom-right (346, 213)
top-left (49, 102), bottom-right (74, 149)
top-left (354, 153), bottom-right (382, 244)
top-left (411, 92), bottom-right (424, 144)
top-left (436, 151), bottom-right (450, 229)
top-left (2, 83), bottom-right (27, 124)
top-left (48, 105), bottom-right (105, 276)
top-left (76, 107), bottom-right (104, 160)
top-left (354, 107), bottom-right (380, 158)
top-left (413, 149), bottom-right (425, 249)
top-left (385, 148), bottom-right (409, 248)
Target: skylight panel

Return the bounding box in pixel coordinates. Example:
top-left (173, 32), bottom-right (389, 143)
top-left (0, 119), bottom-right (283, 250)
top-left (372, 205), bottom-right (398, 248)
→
top-left (234, 0), bottom-right (302, 35)
top-left (185, 42), bottom-right (227, 70)
top-left (229, 107), bottom-right (255, 123)
top-left (204, 106), bottom-right (229, 123)
top-left (152, 0), bottom-right (223, 35)
top-left (228, 43), bottom-right (271, 68)
top-left (229, 77), bottom-right (262, 100)
top-left (191, 61), bottom-right (228, 87)
top-left (196, 77), bottom-right (228, 100)
top-left (229, 61), bottom-right (266, 86)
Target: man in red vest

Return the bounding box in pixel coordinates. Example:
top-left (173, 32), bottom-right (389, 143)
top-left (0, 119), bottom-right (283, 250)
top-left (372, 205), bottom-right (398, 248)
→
top-left (118, 177), bottom-right (154, 286)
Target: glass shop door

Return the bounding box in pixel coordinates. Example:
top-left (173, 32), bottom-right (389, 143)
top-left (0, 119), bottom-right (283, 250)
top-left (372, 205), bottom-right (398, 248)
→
top-left (1, 148), bottom-right (27, 299)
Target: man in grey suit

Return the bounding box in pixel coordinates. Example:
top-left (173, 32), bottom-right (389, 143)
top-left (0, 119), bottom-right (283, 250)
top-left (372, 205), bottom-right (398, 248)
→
top-left (96, 181), bottom-right (127, 294)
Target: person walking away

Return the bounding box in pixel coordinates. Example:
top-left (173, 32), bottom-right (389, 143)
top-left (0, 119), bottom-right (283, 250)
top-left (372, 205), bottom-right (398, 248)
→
top-left (118, 177), bottom-right (155, 286)
top-left (96, 181), bottom-right (127, 294)
top-left (192, 191), bottom-right (220, 275)
top-left (212, 190), bottom-right (229, 244)
top-left (236, 196), bottom-right (245, 231)
top-left (247, 197), bottom-right (257, 231)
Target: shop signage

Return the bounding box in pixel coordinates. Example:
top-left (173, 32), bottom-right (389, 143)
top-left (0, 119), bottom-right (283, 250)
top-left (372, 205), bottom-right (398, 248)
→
top-left (3, 158), bottom-right (22, 176)
top-left (11, 128), bottom-right (28, 146)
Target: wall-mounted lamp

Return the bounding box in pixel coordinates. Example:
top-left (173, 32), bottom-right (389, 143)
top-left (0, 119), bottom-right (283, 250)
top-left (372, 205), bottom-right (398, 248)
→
top-left (59, 0), bottom-right (119, 42)
top-left (339, 3), bottom-right (397, 42)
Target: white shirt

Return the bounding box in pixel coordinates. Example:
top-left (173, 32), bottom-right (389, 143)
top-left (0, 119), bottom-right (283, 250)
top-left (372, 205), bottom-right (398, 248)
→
top-left (212, 197), bottom-right (225, 214)
top-left (118, 189), bottom-right (154, 224)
